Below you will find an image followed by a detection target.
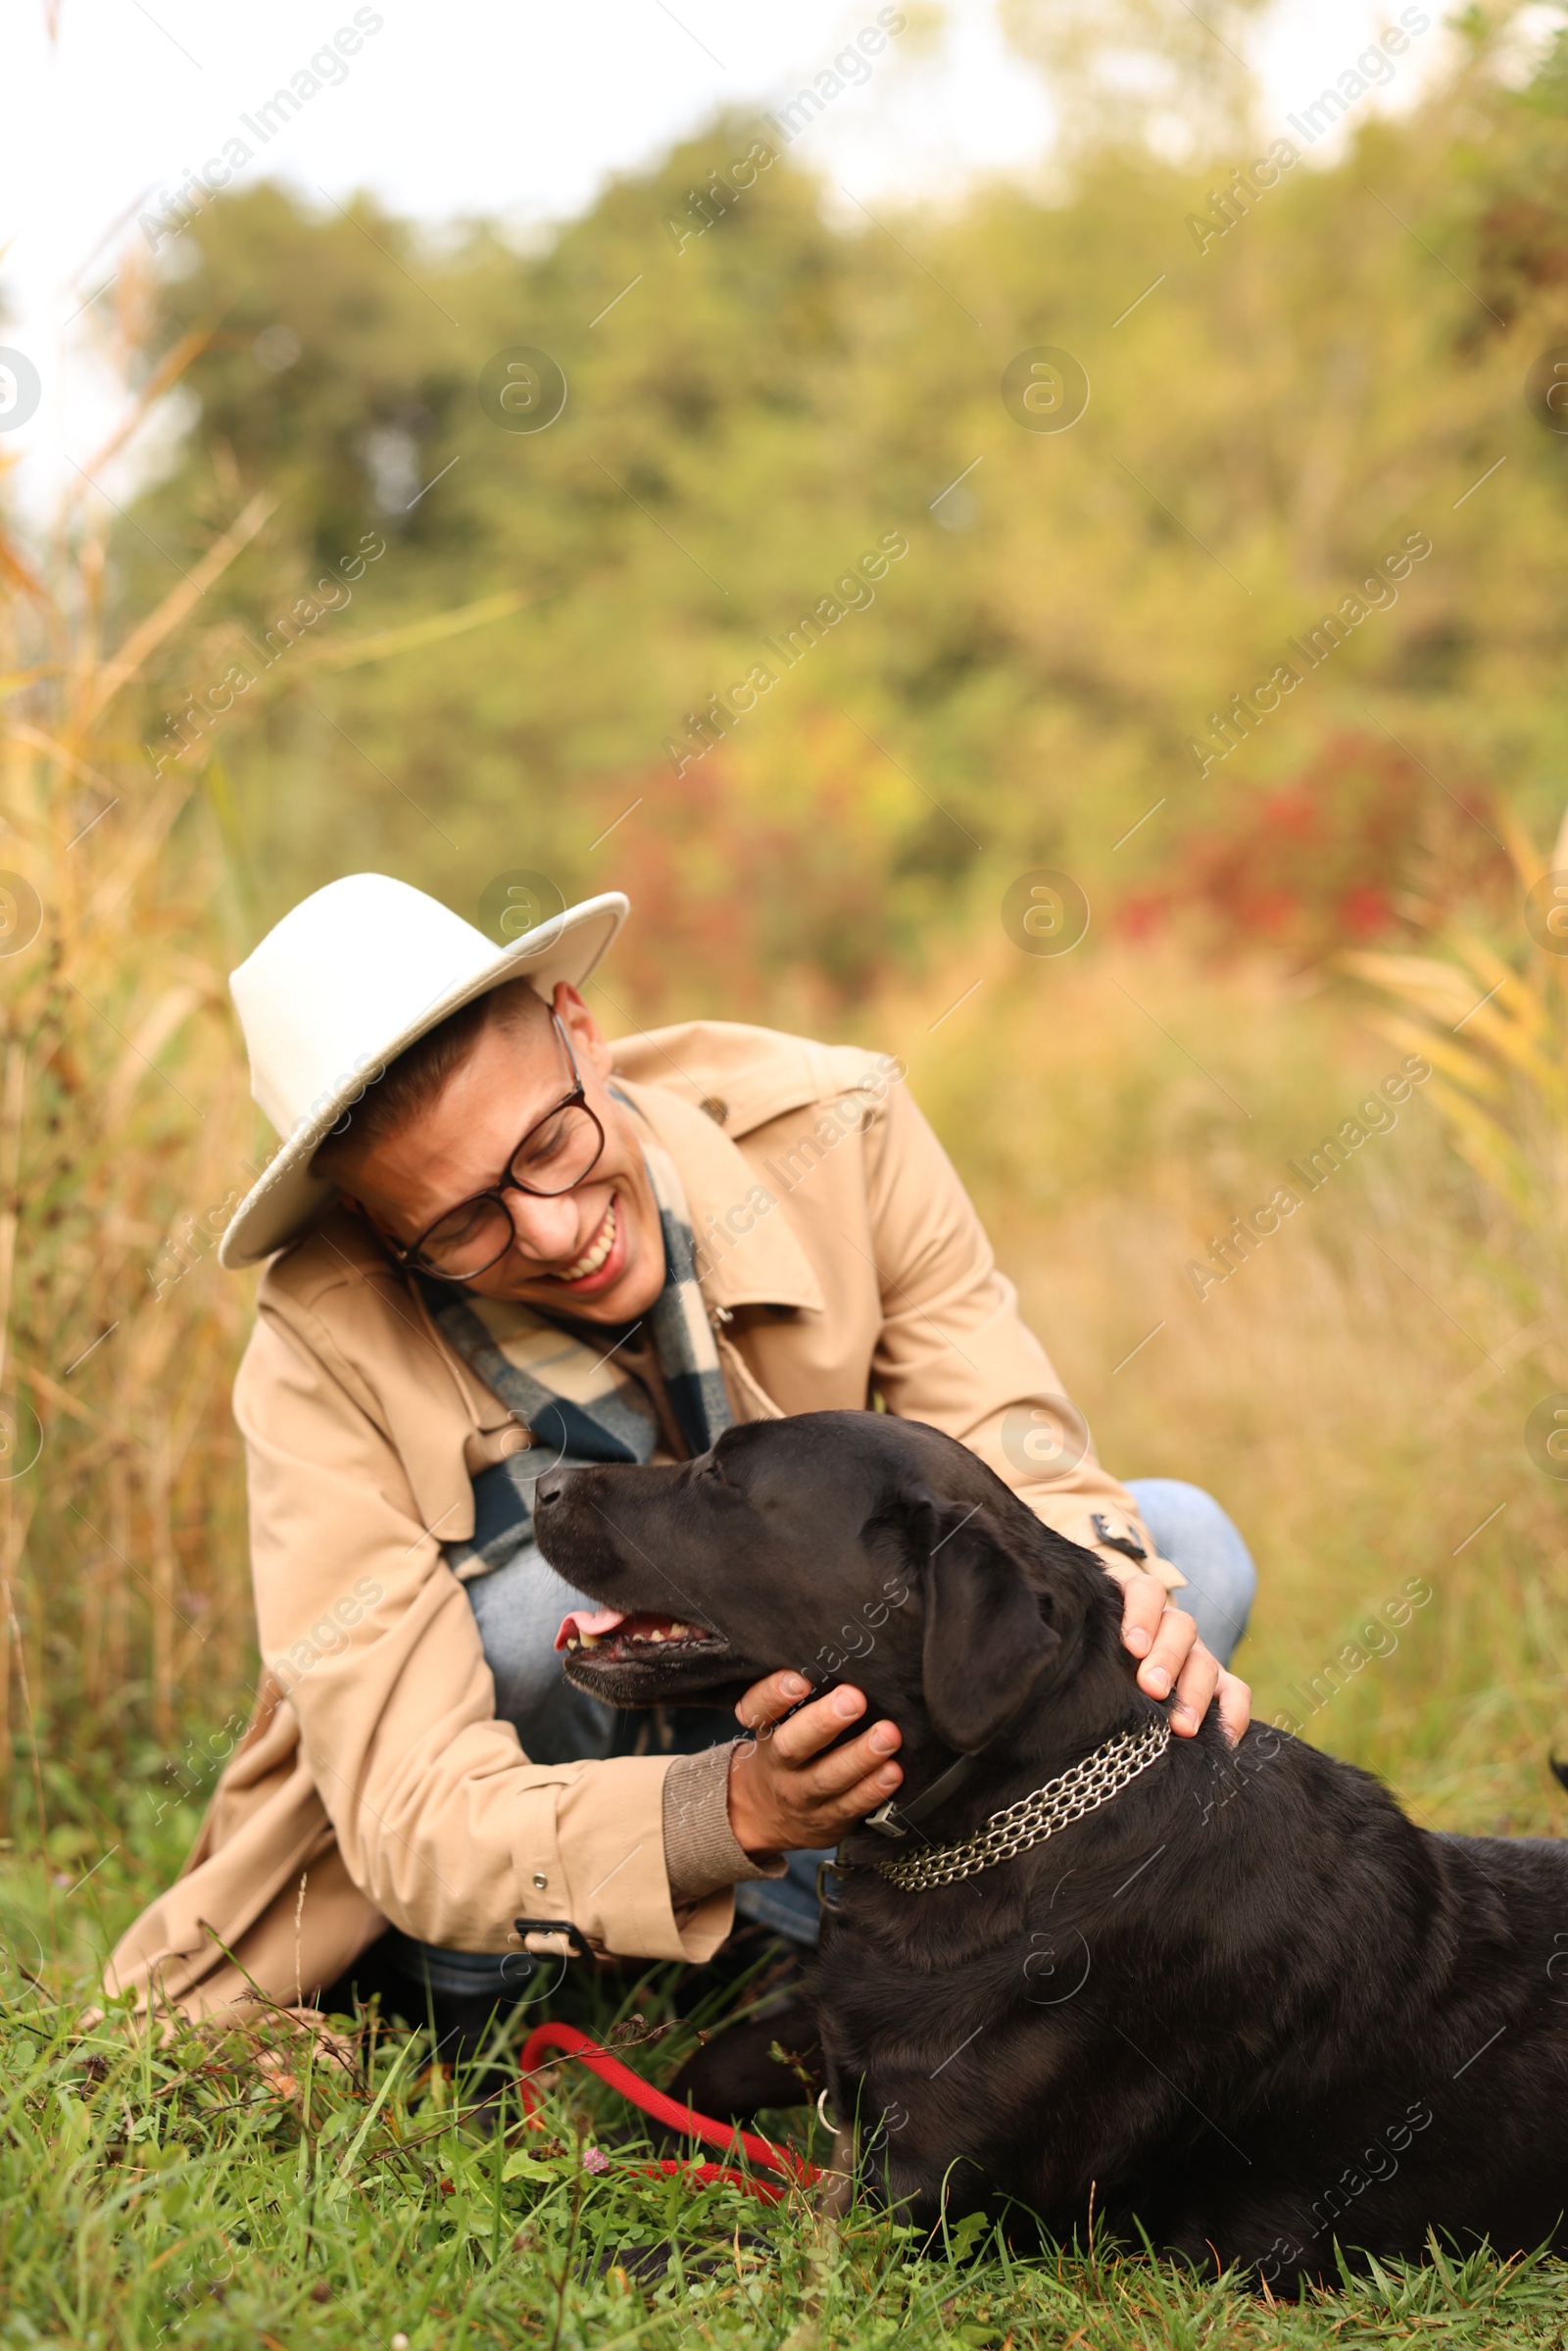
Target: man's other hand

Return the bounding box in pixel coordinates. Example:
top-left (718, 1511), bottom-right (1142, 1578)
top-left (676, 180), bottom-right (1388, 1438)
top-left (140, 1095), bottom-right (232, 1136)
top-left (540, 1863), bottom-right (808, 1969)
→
top-left (1109, 1565), bottom-right (1250, 1744)
top-left (726, 1672), bottom-right (902, 1857)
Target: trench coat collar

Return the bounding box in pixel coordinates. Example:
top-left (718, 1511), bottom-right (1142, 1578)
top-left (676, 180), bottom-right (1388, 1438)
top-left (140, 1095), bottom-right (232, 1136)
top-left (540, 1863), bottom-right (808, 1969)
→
top-left (613, 1075), bottom-right (825, 1316)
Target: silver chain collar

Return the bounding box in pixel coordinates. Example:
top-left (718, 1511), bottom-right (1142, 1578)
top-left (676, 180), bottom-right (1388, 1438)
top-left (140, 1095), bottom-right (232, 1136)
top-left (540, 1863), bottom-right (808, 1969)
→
top-left (869, 1714), bottom-right (1171, 1892)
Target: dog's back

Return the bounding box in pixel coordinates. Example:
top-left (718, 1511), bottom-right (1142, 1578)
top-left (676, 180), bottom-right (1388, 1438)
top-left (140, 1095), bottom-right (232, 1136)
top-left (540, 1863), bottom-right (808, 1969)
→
top-left (817, 1721), bottom-right (1568, 2282)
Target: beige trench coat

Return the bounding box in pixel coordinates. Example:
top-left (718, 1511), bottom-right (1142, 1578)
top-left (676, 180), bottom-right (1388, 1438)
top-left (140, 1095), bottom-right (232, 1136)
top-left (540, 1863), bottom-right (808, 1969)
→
top-left (106, 1021), bottom-right (1174, 2018)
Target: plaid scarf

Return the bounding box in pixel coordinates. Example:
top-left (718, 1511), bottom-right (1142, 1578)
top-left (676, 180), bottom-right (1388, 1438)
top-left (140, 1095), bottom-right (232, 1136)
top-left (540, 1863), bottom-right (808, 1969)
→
top-left (418, 1138), bottom-right (733, 1583)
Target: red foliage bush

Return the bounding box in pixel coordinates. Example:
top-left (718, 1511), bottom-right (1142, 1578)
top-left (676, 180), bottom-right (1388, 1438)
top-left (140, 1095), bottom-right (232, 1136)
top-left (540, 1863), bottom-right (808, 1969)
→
top-left (586, 722), bottom-right (911, 1020)
top-left (1119, 732), bottom-right (1504, 962)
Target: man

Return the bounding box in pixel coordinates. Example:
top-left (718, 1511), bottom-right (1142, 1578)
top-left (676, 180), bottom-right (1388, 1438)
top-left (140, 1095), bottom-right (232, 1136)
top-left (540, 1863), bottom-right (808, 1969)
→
top-left (108, 874), bottom-right (1254, 2022)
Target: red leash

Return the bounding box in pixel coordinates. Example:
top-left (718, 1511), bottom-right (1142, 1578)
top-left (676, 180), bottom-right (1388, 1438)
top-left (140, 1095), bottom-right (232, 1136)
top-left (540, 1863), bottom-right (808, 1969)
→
top-left (517, 2020), bottom-right (822, 2206)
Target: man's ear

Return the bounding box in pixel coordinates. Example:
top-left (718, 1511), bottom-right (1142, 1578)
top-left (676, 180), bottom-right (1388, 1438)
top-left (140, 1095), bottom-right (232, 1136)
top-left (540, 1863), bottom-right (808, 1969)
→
top-left (555, 982), bottom-right (612, 1078)
top-left (910, 1493), bottom-right (1062, 1752)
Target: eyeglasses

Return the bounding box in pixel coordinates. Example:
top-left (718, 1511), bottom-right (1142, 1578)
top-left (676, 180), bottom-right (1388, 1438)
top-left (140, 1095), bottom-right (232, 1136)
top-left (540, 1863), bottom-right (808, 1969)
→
top-left (384, 1012), bottom-right (607, 1282)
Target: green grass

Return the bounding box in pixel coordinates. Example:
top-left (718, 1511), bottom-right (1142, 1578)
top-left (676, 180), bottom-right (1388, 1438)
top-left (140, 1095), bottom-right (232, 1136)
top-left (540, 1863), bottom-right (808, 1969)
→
top-left (3, 1885), bottom-right (1568, 2351)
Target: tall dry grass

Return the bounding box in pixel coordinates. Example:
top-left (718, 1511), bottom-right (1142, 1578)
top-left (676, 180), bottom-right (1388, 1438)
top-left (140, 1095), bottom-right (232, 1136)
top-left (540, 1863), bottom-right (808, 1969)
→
top-left (0, 283), bottom-right (261, 1883)
top-left (1343, 802), bottom-right (1568, 1338)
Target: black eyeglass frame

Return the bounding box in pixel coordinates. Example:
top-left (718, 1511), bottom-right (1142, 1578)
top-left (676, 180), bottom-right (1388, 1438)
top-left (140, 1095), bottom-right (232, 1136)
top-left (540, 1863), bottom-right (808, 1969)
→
top-left (381, 1011), bottom-right (607, 1283)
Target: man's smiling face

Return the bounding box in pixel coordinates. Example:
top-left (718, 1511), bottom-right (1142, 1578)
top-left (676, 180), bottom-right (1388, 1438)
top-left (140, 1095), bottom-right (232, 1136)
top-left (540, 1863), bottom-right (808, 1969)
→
top-left (332, 982), bottom-right (667, 1320)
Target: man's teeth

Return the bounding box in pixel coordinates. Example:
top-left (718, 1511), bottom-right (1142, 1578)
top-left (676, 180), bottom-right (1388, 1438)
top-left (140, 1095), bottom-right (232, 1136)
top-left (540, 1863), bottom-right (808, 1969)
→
top-left (558, 1200), bottom-right (616, 1283)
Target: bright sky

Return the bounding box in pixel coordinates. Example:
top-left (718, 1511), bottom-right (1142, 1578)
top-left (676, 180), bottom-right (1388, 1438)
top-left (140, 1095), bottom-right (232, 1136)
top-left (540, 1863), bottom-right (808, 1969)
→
top-left (1, 0), bottom-right (1465, 517)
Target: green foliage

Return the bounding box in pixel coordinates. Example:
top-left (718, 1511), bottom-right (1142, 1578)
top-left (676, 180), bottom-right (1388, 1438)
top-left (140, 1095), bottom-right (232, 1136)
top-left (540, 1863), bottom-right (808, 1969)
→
top-left (121, 45), bottom-right (1568, 1010)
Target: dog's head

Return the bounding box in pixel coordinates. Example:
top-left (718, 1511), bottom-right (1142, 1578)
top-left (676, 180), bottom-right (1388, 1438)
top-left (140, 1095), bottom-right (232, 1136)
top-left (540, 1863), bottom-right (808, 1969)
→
top-left (533, 1410), bottom-right (1119, 1753)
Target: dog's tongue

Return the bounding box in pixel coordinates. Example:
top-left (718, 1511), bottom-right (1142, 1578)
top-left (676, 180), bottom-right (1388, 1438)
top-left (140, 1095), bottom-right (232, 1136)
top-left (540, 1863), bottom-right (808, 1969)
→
top-left (554, 1606), bottom-right (627, 1653)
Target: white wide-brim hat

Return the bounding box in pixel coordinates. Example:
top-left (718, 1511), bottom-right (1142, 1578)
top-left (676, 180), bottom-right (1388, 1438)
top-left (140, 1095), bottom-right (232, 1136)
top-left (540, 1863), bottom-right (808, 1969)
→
top-left (218, 873), bottom-right (629, 1269)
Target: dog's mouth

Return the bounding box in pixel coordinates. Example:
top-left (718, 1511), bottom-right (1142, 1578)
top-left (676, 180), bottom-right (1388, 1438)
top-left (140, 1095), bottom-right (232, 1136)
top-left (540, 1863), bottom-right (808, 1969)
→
top-left (554, 1605), bottom-right (730, 1666)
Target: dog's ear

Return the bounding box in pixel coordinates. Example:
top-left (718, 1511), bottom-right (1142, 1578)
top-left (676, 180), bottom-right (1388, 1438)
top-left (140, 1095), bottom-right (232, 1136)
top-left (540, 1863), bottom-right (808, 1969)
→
top-left (907, 1492), bottom-right (1062, 1752)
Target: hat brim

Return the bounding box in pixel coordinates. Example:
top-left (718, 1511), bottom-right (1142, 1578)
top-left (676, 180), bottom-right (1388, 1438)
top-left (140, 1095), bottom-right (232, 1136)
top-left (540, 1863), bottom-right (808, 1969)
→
top-left (218, 893), bottom-right (629, 1270)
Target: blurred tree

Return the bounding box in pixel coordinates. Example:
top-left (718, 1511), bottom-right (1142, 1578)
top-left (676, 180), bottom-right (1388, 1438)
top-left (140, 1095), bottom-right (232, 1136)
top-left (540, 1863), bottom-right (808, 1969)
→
top-left (109, 32), bottom-right (1568, 1014)
top-left (999, 0), bottom-right (1271, 162)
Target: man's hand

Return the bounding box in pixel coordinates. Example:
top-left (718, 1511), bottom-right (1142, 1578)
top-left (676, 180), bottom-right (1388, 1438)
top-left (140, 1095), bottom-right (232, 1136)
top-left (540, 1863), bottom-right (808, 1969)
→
top-left (726, 1672), bottom-right (903, 1858)
top-left (1108, 1564), bottom-right (1250, 1744)
top-left (721, 1579), bottom-right (1249, 1861)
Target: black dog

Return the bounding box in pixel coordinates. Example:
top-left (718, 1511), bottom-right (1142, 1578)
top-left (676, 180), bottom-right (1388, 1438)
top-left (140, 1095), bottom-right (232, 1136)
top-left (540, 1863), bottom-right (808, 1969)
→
top-left (533, 1410), bottom-right (1568, 2283)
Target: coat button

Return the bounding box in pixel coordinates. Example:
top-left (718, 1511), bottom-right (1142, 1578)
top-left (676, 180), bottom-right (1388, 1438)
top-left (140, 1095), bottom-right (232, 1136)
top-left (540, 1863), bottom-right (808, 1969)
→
top-left (532, 1871), bottom-right (548, 1889)
top-left (700, 1096), bottom-right (728, 1126)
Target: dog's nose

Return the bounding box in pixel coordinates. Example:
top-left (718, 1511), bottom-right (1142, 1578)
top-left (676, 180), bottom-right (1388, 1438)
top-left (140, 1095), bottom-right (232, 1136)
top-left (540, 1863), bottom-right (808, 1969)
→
top-left (534, 1470), bottom-right (566, 1510)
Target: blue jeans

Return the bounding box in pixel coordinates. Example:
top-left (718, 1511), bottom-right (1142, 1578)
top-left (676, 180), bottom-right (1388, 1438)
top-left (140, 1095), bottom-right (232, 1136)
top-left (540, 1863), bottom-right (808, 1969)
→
top-left (396, 1478), bottom-right (1256, 1984)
